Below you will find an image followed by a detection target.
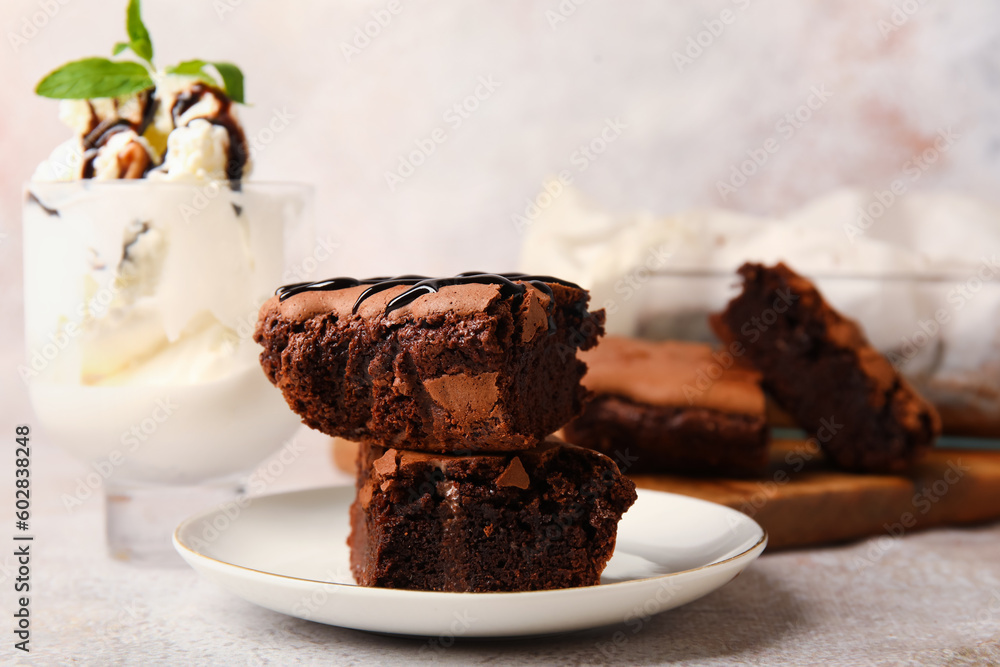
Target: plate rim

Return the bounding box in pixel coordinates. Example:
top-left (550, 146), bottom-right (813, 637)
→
top-left (173, 485), bottom-right (768, 597)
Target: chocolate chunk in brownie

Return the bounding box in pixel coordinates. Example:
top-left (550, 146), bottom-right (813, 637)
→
top-left (563, 337), bottom-right (769, 476)
top-left (348, 438), bottom-right (637, 592)
top-left (711, 262), bottom-right (940, 472)
top-left (254, 275), bottom-right (605, 453)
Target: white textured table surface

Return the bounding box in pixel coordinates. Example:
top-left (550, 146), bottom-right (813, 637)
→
top-left (3, 424), bottom-right (999, 667)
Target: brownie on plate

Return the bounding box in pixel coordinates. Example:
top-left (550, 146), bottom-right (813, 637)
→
top-left (563, 337), bottom-right (769, 476)
top-left (348, 438), bottom-right (637, 592)
top-left (255, 273), bottom-right (605, 453)
top-left (711, 262), bottom-right (940, 472)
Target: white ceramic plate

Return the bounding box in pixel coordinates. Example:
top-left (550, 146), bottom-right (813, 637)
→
top-left (174, 486), bottom-right (766, 637)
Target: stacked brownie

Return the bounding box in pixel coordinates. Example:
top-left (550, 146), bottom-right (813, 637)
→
top-left (255, 273), bottom-right (637, 592)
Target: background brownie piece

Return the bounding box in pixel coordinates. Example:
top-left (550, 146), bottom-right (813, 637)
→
top-left (712, 262), bottom-right (940, 473)
top-left (563, 337), bottom-right (769, 476)
top-left (349, 439), bottom-right (637, 592)
top-left (255, 276), bottom-right (604, 452)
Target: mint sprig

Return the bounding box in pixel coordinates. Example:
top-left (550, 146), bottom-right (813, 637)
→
top-left (211, 63), bottom-right (244, 104)
top-left (36, 58), bottom-right (153, 99)
top-left (34, 0), bottom-right (245, 103)
top-left (125, 0), bottom-right (153, 64)
top-left (166, 60), bottom-right (219, 86)
top-left (165, 60), bottom-right (245, 104)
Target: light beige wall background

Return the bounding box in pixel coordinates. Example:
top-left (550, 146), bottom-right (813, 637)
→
top-left (2, 0), bottom-right (999, 416)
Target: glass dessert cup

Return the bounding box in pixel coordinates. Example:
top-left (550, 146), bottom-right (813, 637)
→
top-left (22, 180), bottom-right (313, 564)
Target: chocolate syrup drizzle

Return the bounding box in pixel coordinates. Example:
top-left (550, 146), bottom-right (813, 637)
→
top-left (275, 272), bottom-right (581, 321)
top-left (170, 83), bottom-right (249, 182)
top-left (76, 84), bottom-right (248, 182)
top-left (80, 90), bottom-right (158, 179)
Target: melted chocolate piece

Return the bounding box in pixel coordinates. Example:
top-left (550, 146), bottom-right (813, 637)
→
top-left (170, 83), bottom-right (249, 181)
top-left (275, 273), bottom-right (582, 327)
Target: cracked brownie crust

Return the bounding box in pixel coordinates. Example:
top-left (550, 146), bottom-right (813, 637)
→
top-left (254, 278), bottom-right (605, 452)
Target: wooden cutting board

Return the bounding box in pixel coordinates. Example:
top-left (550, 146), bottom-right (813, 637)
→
top-left (632, 440), bottom-right (1000, 549)
top-left (331, 438), bottom-right (1000, 550)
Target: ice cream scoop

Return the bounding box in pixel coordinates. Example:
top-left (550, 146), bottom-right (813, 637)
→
top-left (34, 78), bottom-right (250, 183)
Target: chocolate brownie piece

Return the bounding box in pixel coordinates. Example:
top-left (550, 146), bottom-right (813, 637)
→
top-left (563, 337), bottom-right (768, 476)
top-left (254, 274), bottom-right (605, 452)
top-left (348, 439), bottom-right (637, 592)
top-left (712, 262), bottom-right (940, 472)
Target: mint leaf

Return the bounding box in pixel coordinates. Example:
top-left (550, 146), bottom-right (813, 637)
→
top-left (165, 59), bottom-right (219, 87)
top-left (35, 58), bottom-right (154, 99)
top-left (166, 60), bottom-right (245, 103)
top-left (212, 62), bottom-right (244, 104)
top-left (112, 41), bottom-right (129, 56)
top-left (166, 59), bottom-right (207, 75)
top-left (126, 0), bottom-right (153, 63)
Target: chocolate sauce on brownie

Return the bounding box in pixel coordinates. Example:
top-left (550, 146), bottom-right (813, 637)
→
top-left (275, 272), bottom-right (580, 322)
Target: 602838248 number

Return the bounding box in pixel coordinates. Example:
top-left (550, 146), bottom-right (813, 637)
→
top-left (15, 425), bottom-right (30, 532)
